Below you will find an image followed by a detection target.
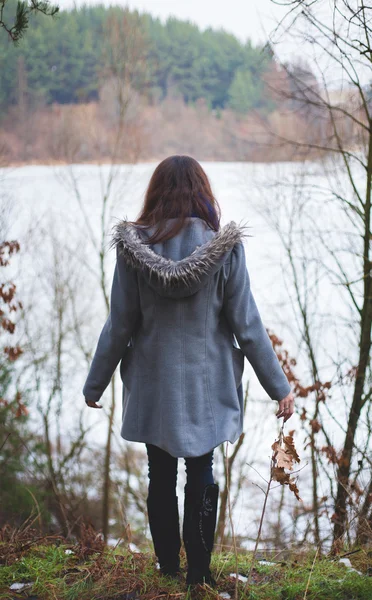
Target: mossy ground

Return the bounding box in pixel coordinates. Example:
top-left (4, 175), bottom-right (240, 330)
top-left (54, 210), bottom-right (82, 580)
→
top-left (0, 541), bottom-right (371, 600)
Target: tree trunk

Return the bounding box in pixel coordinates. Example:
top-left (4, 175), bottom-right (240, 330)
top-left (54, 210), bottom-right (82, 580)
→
top-left (332, 125), bottom-right (372, 551)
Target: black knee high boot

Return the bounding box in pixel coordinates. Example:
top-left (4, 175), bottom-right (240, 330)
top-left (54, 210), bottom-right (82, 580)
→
top-left (146, 490), bottom-right (182, 577)
top-left (182, 482), bottom-right (219, 587)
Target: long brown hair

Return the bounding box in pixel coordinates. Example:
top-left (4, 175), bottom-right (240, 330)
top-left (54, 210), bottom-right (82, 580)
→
top-left (132, 155), bottom-right (221, 244)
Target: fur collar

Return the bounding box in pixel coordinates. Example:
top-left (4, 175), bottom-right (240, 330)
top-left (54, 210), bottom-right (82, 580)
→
top-left (111, 217), bottom-right (250, 293)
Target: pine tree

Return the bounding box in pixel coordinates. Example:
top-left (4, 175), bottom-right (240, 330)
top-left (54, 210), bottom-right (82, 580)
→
top-left (228, 68), bottom-right (262, 114)
top-left (0, 0), bottom-right (59, 43)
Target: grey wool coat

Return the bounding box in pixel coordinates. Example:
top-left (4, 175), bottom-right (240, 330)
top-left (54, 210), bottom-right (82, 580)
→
top-left (83, 216), bottom-right (291, 458)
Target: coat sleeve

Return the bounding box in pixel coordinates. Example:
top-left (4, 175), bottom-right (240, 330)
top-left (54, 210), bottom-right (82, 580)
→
top-left (222, 242), bottom-right (291, 402)
top-left (83, 246), bottom-right (141, 403)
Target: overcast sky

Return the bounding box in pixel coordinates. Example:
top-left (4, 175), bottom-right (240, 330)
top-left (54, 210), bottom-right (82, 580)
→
top-left (64, 0), bottom-right (292, 50)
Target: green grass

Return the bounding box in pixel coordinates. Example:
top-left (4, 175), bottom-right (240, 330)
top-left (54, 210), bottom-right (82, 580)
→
top-left (0, 542), bottom-right (371, 600)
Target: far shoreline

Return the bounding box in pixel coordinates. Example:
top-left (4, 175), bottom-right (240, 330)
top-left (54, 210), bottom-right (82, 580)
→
top-left (1, 156), bottom-right (321, 169)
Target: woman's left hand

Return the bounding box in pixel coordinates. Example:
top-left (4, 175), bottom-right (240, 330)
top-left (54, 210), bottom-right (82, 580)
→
top-left (276, 392), bottom-right (295, 422)
top-left (85, 399), bottom-right (103, 409)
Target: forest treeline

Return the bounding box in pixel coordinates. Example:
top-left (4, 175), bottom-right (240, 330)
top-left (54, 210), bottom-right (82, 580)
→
top-left (0, 2), bottom-right (274, 113)
top-left (1, 1), bottom-right (364, 163)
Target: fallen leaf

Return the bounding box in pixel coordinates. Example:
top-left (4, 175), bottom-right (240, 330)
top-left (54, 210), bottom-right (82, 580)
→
top-left (271, 430), bottom-right (301, 501)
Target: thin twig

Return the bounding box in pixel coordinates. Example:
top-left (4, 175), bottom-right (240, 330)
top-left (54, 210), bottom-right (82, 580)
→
top-left (304, 546), bottom-right (319, 599)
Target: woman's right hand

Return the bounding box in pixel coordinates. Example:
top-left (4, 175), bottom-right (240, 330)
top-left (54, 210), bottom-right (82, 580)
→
top-left (276, 391), bottom-right (295, 422)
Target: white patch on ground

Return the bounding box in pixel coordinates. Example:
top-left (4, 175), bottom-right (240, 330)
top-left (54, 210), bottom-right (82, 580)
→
top-left (339, 557), bottom-right (363, 575)
top-left (9, 582), bottom-right (34, 591)
top-left (229, 572), bottom-right (248, 582)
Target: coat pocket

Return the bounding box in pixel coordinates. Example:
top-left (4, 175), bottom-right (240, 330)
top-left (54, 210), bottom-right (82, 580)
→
top-left (120, 346), bottom-right (134, 390)
top-left (232, 346), bottom-right (245, 388)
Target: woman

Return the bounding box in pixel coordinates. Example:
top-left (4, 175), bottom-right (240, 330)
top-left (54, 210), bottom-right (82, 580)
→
top-left (83, 155), bottom-right (294, 588)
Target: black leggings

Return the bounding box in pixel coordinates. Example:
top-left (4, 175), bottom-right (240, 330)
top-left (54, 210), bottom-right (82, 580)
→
top-left (146, 443), bottom-right (214, 498)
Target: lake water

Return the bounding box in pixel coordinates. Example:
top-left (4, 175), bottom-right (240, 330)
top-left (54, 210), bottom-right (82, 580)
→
top-left (1, 160), bottom-right (363, 546)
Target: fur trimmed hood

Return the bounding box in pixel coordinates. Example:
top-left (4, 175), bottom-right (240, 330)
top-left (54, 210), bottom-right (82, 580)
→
top-left (111, 217), bottom-right (250, 298)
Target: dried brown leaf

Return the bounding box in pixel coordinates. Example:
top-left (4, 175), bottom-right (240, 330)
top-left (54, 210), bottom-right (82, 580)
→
top-left (288, 479), bottom-right (301, 501)
top-left (283, 431), bottom-right (301, 464)
top-left (272, 466), bottom-right (301, 501)
top-left (271, 466), bottom-right (289, 484)
top-left (271, 430), bottom-right (301, 501)
top-left (271, 431), bottom-right (300, 471)
top-left (272, 441), bottom-right (294, 470)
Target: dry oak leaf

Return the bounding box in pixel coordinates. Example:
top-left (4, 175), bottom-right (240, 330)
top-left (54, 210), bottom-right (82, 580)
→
top-left (271, 430), bottom-right (300, 471)
top-left (271, 467), bottom-right (302, 501)
top-left (271, 430), bottom-right (301, 501)
top-left (272, 442), bottom-right (293, 470)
